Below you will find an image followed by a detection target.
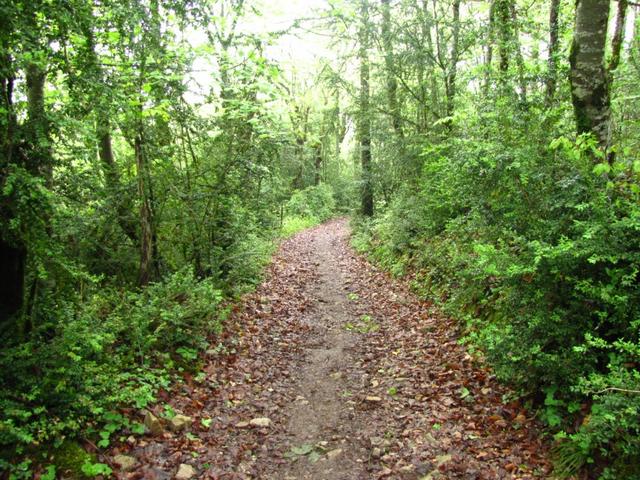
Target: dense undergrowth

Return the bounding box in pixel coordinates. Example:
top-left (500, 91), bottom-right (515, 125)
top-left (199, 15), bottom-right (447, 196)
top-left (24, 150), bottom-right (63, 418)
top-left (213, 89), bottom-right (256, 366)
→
top-left (352, 104), bottom-right (640, 479)
top-left (0, 185), bottom-right (337, 478)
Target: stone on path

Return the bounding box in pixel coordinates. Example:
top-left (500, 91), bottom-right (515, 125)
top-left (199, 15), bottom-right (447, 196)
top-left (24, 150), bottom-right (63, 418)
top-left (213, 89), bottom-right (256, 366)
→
top-left (175, 463), bottom-right (197, 479)
top-left (326, 448), bottom-right (342, 460)
top-left (144, 411), bottom-right (163, 436)
top-left (169, 414), bottom-right (193, 432)
top-left (249, 417), bottom-right (272, 428)
top-left (113, 454), bottom-right (137, 471)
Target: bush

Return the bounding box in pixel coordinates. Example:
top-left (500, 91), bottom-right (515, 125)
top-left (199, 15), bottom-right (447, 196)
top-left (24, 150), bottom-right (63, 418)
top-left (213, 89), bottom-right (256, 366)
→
top-left (353, 112), bottom-right (640, 478)
top-left (285, 184), bottom-right (336, 222)
top-left (281, 215), bottom-right (320, 237)
top-left (0, 268), bottom-right (223, 470)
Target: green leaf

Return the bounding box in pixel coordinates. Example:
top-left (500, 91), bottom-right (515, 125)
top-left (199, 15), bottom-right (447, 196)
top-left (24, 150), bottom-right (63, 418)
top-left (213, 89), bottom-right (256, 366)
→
top-left (308, 451), bottom-right (321, 463)
top-left (41, 465), bottom-right (56, 480)
top-left (81, 461), bottom-right (112, 476)
top-left (131, 422), bottom-right (145, 435)
top-left (592, 162), bottom-right (610, 176)
top-left (291, 444), bottom-right (314, 455)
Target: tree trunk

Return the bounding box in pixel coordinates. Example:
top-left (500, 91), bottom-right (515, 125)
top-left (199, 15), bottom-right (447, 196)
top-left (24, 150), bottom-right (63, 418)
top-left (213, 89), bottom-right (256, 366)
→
top-left (314, 142), bottom-right (322, 186)
top-left (608, 0), bottom-right (628, 72)
top-left (510, 3), bottom-right (528, 104)
top-left (381, 0), bottom-right (403, 137)
top-left (545, 0), bottom-right (561, 104)
top-left (569, 0), bottom-right (612, 152)
top-left (484, 0), bottom-right (495, 93)
top-left (135, 131), bottom-right (157, 286)
top-left (495, 0), bottom-right (513, 77)
top-left (358, 0), bottom-right (374, 217)
top-left (445, 0), bottom-right (461, 121)
top-left (97, 113), bottom-right (139, 244)
top-left (22, 61), bottom-right (52, 332)
top-left (86, 23), bottom-right (139, 245)
top-left (25, 62), bottom-right (51, 180)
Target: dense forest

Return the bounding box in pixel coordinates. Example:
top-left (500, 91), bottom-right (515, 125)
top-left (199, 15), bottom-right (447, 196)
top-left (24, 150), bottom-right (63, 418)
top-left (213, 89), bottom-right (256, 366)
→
top-left (1, 0), bottom-right (639, 478)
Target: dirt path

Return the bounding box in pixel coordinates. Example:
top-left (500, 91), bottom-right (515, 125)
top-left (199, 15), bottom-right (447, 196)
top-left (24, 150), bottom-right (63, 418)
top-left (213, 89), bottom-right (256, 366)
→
top-left (111, 219), bottom-right (551, 479)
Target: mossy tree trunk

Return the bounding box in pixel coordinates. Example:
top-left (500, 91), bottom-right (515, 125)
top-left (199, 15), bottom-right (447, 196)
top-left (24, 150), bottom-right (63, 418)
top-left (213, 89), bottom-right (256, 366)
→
top-left (569, 0), bottom-right (612, 153)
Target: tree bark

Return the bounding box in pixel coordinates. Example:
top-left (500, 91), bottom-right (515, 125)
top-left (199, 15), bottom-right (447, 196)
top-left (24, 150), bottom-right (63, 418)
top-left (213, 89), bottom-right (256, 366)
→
top-left (97, 112), bottom-right (139, 244)
top-left (25, 62), bottom-right (51, 180)
top-left (135, 130), bottom-right (158, 286)
top-left (608, 0), bottom-right (628, 72)
top-left (381, 0), bottom-right (404, 137)
top-left (358, 0), bottom-right (374, 217)
top-left (569, 0), bottom-right (612, 152)
top-left (445, 0), bottom-right (461, 119)
top-left (510, 2), bottom-right (528, 104)
top-left (545, 0), bottom-right (561, 104)
top-left (495, 0), bottom-right (513, 77)
top-left (314, 142), bottom-right (322, 186)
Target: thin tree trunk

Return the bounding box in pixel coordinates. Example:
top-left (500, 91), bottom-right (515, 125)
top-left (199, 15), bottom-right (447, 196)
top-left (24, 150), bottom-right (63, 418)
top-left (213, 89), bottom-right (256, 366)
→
top-left (314, 143), bottom-right (322, 186)
top-left (484, 0), bottom-right (496, 94)
top-left (359, 0), bottom-right (373, 217)
top-left (495, 0), bottom-right (513, 85)
top-left (569, 0), bottom-right (612, 153)
top-left (445, 0), bottom-right (461, 120)
top-left (510, 2), bottom-right (528, 104)
top-left (135, 131), bottom-right (157, 286)
top-left (545, 0), bottom-right (561, 104)
top-left (381, 0), bottom-right (403, 137)
top-left (608, 0), bottom-right (629, 72)
top-left (97, 114), bottom-right (139, 244)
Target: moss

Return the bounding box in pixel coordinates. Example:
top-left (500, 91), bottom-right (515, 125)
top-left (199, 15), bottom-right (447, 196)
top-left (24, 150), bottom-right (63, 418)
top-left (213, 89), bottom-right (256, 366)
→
top-left (50, 441), bottom-right (96, 479)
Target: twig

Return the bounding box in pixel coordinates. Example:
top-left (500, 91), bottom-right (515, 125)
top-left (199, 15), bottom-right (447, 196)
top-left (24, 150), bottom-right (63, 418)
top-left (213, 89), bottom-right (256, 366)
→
top-left (593, 387), bottom-right (640, 395)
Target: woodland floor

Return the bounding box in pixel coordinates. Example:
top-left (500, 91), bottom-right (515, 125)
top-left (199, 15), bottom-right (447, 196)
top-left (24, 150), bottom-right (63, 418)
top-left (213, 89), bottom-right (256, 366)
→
top-left (108, 218), bottom-right (552, 479)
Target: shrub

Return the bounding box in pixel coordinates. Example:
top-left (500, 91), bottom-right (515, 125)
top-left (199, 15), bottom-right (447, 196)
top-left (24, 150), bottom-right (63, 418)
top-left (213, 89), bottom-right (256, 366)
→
top-left (0, 268), bottom-right (223, 470)
top-left (353, 121), bottom-right (640, 478)
top-left (285, 184), bottom-right (336, 222)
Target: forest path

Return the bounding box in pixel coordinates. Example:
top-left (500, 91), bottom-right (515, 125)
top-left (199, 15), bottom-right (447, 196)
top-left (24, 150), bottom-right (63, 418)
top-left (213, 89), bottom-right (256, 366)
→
top-left (113, 219), bottom-right (551, 479)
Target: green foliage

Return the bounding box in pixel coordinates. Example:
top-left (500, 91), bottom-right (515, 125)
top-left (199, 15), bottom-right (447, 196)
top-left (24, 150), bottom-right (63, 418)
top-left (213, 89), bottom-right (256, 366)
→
top-left (281, 215), bottom-right (320, 237)
top-left (355, 99), bottom-right (640, 476)
top-left (286, 184), bottom-right (336, 223)
top-left (81, 461), bottom-right (112, 477)
top-left (280, 184), bottom-right (338, 236)
top-left (0, 268), bottom-right (224, 473)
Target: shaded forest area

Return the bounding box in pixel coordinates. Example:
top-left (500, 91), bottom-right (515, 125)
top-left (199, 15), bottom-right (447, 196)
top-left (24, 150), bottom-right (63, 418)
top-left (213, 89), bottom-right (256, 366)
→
top-left (1, 0), bottom-right (639, 478)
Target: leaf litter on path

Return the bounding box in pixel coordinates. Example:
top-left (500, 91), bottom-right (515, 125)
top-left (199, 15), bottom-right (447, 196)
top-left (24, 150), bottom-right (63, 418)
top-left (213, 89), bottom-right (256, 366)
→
top-left (106, 218), bottom-right (551, 479)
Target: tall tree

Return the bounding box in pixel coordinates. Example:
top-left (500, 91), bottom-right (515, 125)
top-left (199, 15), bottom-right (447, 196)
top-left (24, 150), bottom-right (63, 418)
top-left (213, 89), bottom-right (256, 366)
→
top-left (445, 0), bottom-right (461, 119)
top-left (358, 0), bottom-right (374, 217)
top-left (569, 0), bottom-right (612, 152)
top-left (381, 0), bottom-right (403, 137)
top-left (545, 0), bottom-right (561, 103)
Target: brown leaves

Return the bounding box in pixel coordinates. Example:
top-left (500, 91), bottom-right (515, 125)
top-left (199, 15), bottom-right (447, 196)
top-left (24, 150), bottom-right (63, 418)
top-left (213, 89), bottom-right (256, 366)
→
top-left (106, 220), bottom-right (550, 479)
